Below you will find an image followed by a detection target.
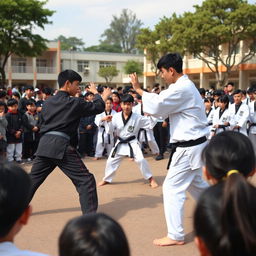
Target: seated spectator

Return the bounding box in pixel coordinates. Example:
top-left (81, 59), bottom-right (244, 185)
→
top-left (193, 131), bottom-right (256, 256)
top-left (0, 161), bottom-right (48, 255)
top-left (59, 213), bottom-right (130, 256)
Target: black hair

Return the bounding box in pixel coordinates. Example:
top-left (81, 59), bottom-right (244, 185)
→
top-left (213, 90), bottom-right (224, 97)
top-left (157, 53), bottom-right (183, 73)
top-left (0, 162), bottom-right (32, 237)
top-left (194, 180), bottom-right (256, 256)
top-left (25, 85), bottom-right (34, 91)
top-left (120, 94), bottom-right (134, 103)
top-left (12, 91), bottom-right (21, 99)
top-left (59, 213), bottom-right (130, 256)
top-left (218, 94), bottom-right (229, 109)
top-left (106, 97), bottom-right (113, 103)
top-left (7, 98), bottom-right (18, 107)
top-left (232, 89), bottom-right (242, 96)
top-left (58, 70), bottom-right (82, 88)
top-left (122, 86), bottom-right (132, 95)
top-left (0, 101), bottom-right (7, 108)
top-left (84, 92), bottom-right (94, 98)
top-left (202, 131), bottom-right (255, 181)
top-left (25, 100), bottom-right (35, 106)
top-left (0, 90), bottom-right (7, 98)
top-left (112, 91), bottom-right (121, 99)
top-left (241, 90), bottom-right (246, 96)
top-left (42, 87), bottom-right (53, 96)
top-left (198, 88), bottom-right (206, 95)
top-left (135, 93), bottom-right (142, 100)
top-left (226, 82), bottom-right (234, 87)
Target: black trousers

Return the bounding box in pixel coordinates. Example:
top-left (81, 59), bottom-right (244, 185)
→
top-left (153, 122), bottom-right (169, 155)
top-left (78, 133), bottom-right (94, 157)
top-left (29, 146), bottom-right (98, 214)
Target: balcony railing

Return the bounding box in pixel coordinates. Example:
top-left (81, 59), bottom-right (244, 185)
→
top-left (12, 65), bottom-right (33, 73)
top-left (36, 66), bottom-right (56, 73)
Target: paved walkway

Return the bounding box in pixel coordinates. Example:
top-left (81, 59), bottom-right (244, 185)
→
top-left (17, 154), bottom-right (204, 256)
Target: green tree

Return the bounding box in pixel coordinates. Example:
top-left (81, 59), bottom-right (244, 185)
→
top-left (84, 43), bottom-right (122, 53)
top-left (98, 66), bottom-right (119, 84)
top-left (171, 0), bottom-right (256, 86)
top-left (123, 60), bottom-right (143, 75)
top-left (101, 9), bottom-right (143, 53)
top-left (55, 35), bottom-right (85, 51)
top-left (0, 0), bottom-right (54, 87)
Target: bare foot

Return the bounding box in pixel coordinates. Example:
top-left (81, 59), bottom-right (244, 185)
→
top-left (93, 157), bottom-right (99, 160)
top-left (97, 180), bottom-right (110, 187)
top-left (149, 177), bottom-right (158, 188)
top-left (153, 237), bottom-right (185, 246)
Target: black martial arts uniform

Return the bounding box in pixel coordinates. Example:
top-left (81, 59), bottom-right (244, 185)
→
top-left (29, 91), bottom-right (105, 214)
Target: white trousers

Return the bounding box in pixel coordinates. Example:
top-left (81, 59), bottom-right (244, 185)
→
top-left (103, 146), bottom-right (153, 182)
top-left (147, 140), bottom-right (159, 154)
top-left (163, 147), bottom-right (209, 241)
top-left (7, 143), bottom-right (22, 162)
top-left (95, 141), bottom-right (113, 157)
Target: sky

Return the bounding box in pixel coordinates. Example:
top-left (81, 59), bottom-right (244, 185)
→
top-left (35, 0), bottom-right (256, 48)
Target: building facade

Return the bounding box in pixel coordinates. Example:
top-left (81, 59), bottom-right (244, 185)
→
top-left (4, 41), bottom-right (143, 90)
top-left (143, 40), bottom-right (256, 90)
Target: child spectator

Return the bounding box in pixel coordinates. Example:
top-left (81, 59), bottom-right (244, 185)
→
top-left (194, 131), bottom-right (256, 256)
top-left (23, 100), bottom-right (40, 162)
top-left (59, 213), bottom-right (130, 256)
top-left (0, 101), bottom-right (8, 157)
top-left (0, 161), bottom-right (48, 256)
top-left (112, 92), bottom-right (122, 112)
top-left (6, 99), bottom-right (23, 163)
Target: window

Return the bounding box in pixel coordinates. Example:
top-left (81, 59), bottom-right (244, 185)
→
top-left (99, 61), bottom-right (116, 68)
top-left (36, 59), bottom-right (47, 68)
top-left (12, 58), bottom-right (27, 73)
top-left (77, 60), bottom-right (89, 72)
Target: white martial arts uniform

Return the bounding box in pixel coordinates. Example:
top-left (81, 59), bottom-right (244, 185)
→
top-left (206, 107), bottom-right (214, 126)
top-left (228, 102), bottom-right (249, 136)
top-left (248, 101), bottom-right (256, 155)
top-left (102, 111), bottom-right (156, 183)
top-left (133, 103), bottom-right (159, 154)
top-left (94, 109), bottom-right (116, 158)
top-left (211, 107), bottom-right (231, 136)
top-left (141, 74), bottom-right (209, 241)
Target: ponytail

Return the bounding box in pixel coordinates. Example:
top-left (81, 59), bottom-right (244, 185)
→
top-left (194, 174), bottom-right (256, 256)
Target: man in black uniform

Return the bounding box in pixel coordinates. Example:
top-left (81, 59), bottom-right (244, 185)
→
top-left (29, 70), bottom-right (111, 214)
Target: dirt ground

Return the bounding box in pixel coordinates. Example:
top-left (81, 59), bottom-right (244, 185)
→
top-left (16, 154), bottom-right (206, 256)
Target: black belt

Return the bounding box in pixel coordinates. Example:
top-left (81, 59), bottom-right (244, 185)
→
top-left (137, 128), bottom-right (148, 145)
top-left (44, 131), bottom-right (70, 140)
top-left (111, 135), bottom-right (136, 158)
top-left (247, 123), bottom-right (256, 134)
top-left (167, 136), bottom-right (207, 170)
top-left (100, 126), bottom-right (111, 145)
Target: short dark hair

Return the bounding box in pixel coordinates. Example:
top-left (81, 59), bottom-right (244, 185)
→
top-left (213, 90), bottom-right (224, 97)
top-left (42, 87), bottom-right (53, 96)
top-left (84, 92), bottom-right (94, 98)
top-left (25, 100), bottom-right (35, 106)
top-left (0, 90), bottom-right (7, 98)
top-left (227, 82), bottom-right (234, 87)
top-left (25, 85), bottom-right (34, 91)
top-left (112, 91), bottom-right (121, 99)
top-left (0, 162), bottom-right (32, 237)
top-left (232, 89), bottom-right (242, 96)
top-left (7, 98), bottom-right (18, 107)
top-left (59, 213), bottom-right (130, 256)
top-left (0, 101), bottom-right (7, 108)
top-left (120, 94), bottom-right (134, 103)
top-left (157, 53), bottom-right (183, 73)
top-left (58, 70), bottom-right (82, 88)
top-left (12, 91), bottom-right (21, 99)
top-left (198, 88), bottom-right (206, 95)
top-left (218, 94), bottom-right (229, 109)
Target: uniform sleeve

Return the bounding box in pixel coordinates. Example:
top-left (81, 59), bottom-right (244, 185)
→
top-left (138, 115), bottom-right (157, 129)
top-left (237, 105), bottom-right (249, 128)
top-left (79, 94), bottom-right (105, 117)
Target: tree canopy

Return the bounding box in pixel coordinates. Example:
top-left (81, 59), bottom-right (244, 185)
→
top-left (55, 35), bottom-right (85, 51)
top-left (0, 0), bottom-right (54, 87)
top-left (84, 43), bottom-right (122, 53)
top-left (123, 60), bottom-right (143, 75)
top-left (101, 9), bottom-right (143, 53)
top-left (98, 66), bottom-right (119, 84)
top-left (136, 0), bottom-right (256, 86)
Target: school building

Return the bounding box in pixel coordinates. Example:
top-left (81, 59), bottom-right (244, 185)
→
top-left (4, 41), bottom-right (144, 90)
top-left (143, 40), bottom-right (256, 90)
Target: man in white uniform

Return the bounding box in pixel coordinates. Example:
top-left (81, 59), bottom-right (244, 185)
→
top-left (130, 53), bottom-right (209, 246)
top-left (98, 94), bottom-right (158, 188)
